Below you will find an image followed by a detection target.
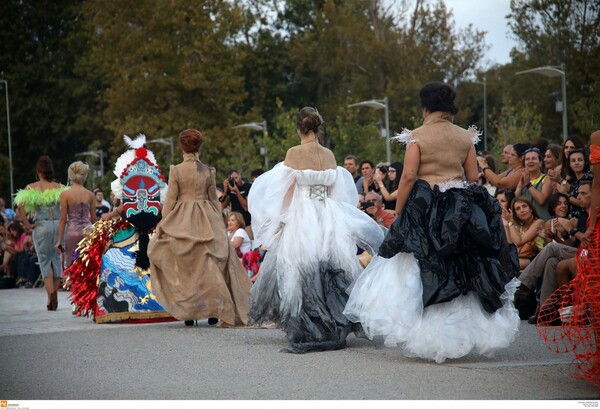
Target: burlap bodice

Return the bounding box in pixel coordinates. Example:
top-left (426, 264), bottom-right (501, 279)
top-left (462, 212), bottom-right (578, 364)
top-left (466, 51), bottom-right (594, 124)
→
top-left (412, 111), bottom-right (473, 187)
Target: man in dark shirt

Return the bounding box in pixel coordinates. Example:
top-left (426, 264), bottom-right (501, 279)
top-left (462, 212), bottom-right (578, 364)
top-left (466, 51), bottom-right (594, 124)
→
top-left (220, 169), bottom-right (252, 237)
top-left (93, 187), bottom-right (110, 219)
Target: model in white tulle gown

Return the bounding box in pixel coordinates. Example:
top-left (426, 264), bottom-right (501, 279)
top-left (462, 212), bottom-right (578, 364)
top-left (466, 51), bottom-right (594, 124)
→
top-left (248, 163), bottom-right (384, 353)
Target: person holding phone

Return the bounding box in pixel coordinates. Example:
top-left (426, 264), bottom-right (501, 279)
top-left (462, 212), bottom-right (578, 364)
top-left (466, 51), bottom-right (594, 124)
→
top-left (362, 191), bottom-right (395, 228)
top-left (220, 169), bottom-right (253, 239)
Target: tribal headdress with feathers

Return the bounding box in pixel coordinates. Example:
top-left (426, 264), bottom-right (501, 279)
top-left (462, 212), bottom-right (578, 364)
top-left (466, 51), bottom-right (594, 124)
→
top-left (110, 134), bottom-right (168, 269)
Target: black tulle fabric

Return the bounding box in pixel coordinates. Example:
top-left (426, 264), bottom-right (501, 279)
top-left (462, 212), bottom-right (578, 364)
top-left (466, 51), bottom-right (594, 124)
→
top-left (249, 264), bottom-right (364, 353)
top-left (378, 180), bottom-right (519, 313)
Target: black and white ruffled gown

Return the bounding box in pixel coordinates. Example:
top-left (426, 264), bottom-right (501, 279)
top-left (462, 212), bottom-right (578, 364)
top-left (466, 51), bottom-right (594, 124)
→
top-left (248, 164), bottom-right (384, 352)
top-left (344, 121), bottom-right (521, 363)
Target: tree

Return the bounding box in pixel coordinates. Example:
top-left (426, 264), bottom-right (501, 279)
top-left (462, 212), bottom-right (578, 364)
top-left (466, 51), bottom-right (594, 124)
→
top-left (0, 0), bottom-right (103, 200)
top-left (508, 0), bottom-right (600, 138)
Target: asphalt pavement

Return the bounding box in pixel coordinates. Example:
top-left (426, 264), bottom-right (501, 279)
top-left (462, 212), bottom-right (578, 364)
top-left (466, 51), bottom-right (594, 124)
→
top-left (0, 287), bottom-right (598, 401)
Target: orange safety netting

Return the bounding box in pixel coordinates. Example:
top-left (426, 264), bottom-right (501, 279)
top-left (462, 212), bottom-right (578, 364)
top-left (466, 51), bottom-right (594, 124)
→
top-left (537, 215), bottom-right (600, 390)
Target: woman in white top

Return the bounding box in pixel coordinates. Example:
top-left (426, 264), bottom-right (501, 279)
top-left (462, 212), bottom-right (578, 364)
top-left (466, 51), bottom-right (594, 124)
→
top-left (227, 212), bottom-right (251, 257)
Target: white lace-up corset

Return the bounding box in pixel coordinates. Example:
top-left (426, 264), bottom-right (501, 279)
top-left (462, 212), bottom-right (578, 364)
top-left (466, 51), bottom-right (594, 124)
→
top-left (299, 185), bottom-right (328, 201)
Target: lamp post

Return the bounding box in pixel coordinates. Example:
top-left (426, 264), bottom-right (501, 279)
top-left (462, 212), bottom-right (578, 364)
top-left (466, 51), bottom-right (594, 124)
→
top-left (75, 149), bottom-right (104, 187)
top-left (475, 77), bottom-right (488, 151)
top-left (146, 137), bottom-right (174, 164)
top-left (348, 97), bottom-right (390, 163)
top-left (0, 79), bottom-right (13, 207)
top-left (516, 64), bottom-right (568, 141)
top-left (233, 120), bottom-right (269, 169)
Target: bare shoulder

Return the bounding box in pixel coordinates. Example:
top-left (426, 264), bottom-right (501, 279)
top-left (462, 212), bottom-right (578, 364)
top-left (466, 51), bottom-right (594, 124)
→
top-left (319, 146), bottom-right (337, 168)
top-left (591, 130), bottom-right (600, 145)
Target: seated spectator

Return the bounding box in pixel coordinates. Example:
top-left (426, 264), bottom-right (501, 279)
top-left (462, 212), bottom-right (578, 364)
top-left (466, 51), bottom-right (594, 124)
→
top-left (559, 136), bottom-right (586, 181)
top-left (495, 189), bottom-right (515, 214)
top-left (504, 197), bottom-right (544, 269)
top-left (357, 160), bottom-right (376, 194)
top-left (362, 191), bottom-right (395, 229)
top-left (515, 148), bottom-right (553, 220)
top-left (0, 197), bottom-right (16, 224)
top-left (478, 143), bottom-right (529, 192)
top-left (478, 154), bottom-right (497, 196)
top-left (538, 193), bottom-right (578, 247)
top-left (556, 148), bottom-right (592, 220)
top-left (544, 144), bottom-right (563, 191)
top-left (250, 168), bottom-right (264, 182)
top-left (1, 222), bottom-right (37, 287)
top-left (516, 180), bottom-right (591, 323)
top-left (344, 155), bottom-right (362, 184)
top-left (376, 162), bottom-right (402, 210)
top-left (226, 211), bottom-right (252, 258)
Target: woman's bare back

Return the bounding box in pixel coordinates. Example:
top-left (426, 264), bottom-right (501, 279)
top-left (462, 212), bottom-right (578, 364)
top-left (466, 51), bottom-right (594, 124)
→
top-left (284, 143), bottom-right (337, 171)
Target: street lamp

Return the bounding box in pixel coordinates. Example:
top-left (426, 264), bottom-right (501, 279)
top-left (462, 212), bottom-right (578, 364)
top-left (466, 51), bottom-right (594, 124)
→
top-left (233, 120), bottom-right (269, 169)
top-left (146, 137), bottom-right (174, 164)
top-left (348, 97), bottom-right (390, 163)
top-left (0, 79), bottom-right (13, 207)
top-left (474, 77), bottom-right (488, 151)
top-left (516, 64), bottom-right (568, 141)
top-left (75, 149), bottom-right (104, 186)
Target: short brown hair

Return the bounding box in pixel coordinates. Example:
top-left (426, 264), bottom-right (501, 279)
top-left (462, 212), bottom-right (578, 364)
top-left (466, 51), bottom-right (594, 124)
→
top-left (179, 129), bottom-right (204, 153)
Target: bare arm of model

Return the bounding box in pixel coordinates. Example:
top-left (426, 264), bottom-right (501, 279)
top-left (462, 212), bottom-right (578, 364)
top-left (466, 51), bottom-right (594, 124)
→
top-left (395, 143), bottom-right (420, 215)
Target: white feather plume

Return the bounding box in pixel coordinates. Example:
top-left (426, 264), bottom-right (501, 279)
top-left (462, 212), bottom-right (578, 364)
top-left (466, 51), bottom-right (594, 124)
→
top-left (468, 125), bottom-right (481, 146)
top-left (123, 134), bottom-right (147, 149)
top-left (393, 128), bottom-right (416, 145)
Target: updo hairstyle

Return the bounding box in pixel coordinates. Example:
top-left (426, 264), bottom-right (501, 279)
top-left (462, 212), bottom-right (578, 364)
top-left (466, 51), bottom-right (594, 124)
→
top-left (295, 107), bottom-right (324, 135)
top-left (179, 129), bottom-right (204, 153)
top-left (68, 161), bottom-right (90, 184)
top-left (419, 82), bottom-right (459, 115)
top-left (36, 155), bottom-right (54, 181)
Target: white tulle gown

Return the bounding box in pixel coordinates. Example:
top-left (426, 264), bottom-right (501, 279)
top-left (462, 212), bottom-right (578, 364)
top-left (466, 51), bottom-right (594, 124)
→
top-left (248, 163), bottom-right (384, 353)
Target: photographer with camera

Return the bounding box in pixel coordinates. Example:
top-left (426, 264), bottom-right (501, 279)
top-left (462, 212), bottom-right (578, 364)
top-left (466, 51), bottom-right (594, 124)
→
top-left (361, 191), bottom-right (395, 229)
top-left (220, 169), bottom-right (253, 239)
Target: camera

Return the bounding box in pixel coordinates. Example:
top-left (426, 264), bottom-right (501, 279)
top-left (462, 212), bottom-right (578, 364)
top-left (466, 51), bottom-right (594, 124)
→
top-left (360, 201), bottom-right (374, 210)
top-left (228, 177), bottom-right (235, 187)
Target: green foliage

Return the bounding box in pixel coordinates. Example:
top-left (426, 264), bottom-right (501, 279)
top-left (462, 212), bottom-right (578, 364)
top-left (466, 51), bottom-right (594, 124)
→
top-left (11, 0), bottom-right (598, 206)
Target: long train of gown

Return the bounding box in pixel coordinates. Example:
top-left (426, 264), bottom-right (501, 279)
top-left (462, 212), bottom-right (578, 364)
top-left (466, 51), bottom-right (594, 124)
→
top-left (344, 180), bottom-right (521, 363)
top-left (248, 164), bottom-right (384, 352)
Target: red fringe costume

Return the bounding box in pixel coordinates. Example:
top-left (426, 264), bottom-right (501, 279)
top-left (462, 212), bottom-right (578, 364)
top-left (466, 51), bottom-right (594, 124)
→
top-left (537, 145), bottom-right (600, 390)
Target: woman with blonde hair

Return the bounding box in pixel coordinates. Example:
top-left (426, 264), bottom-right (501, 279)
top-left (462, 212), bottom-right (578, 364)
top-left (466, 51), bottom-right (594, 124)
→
top-left (226, 211), bottom-right (251, 258)
top-left (55, 161), bottom-right (96, 270)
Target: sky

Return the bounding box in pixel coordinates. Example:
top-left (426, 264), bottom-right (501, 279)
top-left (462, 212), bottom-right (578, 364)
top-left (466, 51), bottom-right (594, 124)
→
top-left (441, 0), bottom-right (517, 66)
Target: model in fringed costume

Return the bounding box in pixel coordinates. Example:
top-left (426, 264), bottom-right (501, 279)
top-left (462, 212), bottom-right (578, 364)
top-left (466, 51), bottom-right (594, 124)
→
top-left (248, 107), bottom-right (385, 353)
top-left (538, 130), bottom-right (600, 391)
top-left (64, 134), bottom-right (174, 323)
top-left (15, 156), bottom-right (66, 310)
top-left (148, 129), bottom-right (253, 328)
top-left (344, 82), bottom-right (521, 363)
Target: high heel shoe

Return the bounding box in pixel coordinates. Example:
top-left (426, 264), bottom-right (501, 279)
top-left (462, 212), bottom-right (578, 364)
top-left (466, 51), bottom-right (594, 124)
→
top-left (49, 292), bottom-right (58, 311)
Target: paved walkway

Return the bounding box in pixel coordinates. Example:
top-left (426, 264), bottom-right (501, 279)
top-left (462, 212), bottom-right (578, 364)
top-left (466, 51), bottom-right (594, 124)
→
top-left (1, 287), bottom-right (599, 401)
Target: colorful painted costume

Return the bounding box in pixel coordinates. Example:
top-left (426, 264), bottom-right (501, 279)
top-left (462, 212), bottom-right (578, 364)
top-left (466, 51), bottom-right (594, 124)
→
top-left (64, 135), bottom-right (173, 323)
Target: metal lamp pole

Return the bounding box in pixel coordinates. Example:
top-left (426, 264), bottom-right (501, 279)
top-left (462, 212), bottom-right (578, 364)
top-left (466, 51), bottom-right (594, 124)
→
top-left (516, 65), bottom-right (568, 141)
top-left (233, 120), bottom-right (269, 169)
top-left (147, 137), bottom-right (174, 164)
top-left (0, 79), bottom-right (13, 206)
top-left (348, 98), bottom-right (391, 163)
